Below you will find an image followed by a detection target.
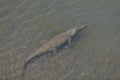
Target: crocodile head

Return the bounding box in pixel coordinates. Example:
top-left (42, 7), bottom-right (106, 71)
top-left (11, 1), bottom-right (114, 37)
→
top-left (67, 25), bottom-right (87, 36)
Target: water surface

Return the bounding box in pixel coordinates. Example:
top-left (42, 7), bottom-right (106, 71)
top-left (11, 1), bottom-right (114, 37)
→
top-left (0, 0), bottom-right (120, 80)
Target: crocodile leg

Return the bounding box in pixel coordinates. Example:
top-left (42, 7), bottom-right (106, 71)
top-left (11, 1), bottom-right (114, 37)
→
top-left (65, 38), bottom-right (73, 48)
top-left (68, 38), bottom-right (72, 45)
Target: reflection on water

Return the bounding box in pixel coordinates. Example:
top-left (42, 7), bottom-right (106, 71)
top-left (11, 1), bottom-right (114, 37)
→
top-left (0, 0), bottom-right (120, 80)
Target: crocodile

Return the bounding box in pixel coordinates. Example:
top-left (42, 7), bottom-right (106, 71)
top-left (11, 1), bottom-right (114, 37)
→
top-left (22, 25), bottom-right (87, 80)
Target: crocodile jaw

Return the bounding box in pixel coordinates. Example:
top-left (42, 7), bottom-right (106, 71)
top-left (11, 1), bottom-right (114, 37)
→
top-left (77, 25), bottom-right (87, 32)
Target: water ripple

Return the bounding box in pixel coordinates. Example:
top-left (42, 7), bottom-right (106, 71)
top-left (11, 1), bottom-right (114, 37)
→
top-left (15, 0), bottom-right (29, 8)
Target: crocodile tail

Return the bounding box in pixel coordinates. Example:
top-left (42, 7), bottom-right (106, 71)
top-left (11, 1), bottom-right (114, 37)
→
top-left (22, 62), bottom-right (27, 80)
top-left (22, 49), bottom-right (47, 80)
top-left (22, 51), bottom-right (41, 80)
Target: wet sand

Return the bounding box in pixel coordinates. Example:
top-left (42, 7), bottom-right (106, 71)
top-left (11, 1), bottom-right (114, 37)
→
top-left (0, 0), bottom-right (120, 80)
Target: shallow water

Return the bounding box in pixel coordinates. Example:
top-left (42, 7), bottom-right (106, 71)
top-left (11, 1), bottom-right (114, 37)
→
top-left (0, 0), bottom-right (120, 80)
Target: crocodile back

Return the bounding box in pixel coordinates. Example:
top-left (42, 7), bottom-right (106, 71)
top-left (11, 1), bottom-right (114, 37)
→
top-left (43, 32), bottom-right (71, 51)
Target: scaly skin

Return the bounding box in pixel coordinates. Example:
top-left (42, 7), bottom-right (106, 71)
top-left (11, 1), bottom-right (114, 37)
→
top-left (22, 25), bottom-right (87, 80)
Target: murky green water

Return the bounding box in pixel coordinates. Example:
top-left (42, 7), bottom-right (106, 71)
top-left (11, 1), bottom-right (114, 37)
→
top-left (0, 0), bottom-right (120, 80)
